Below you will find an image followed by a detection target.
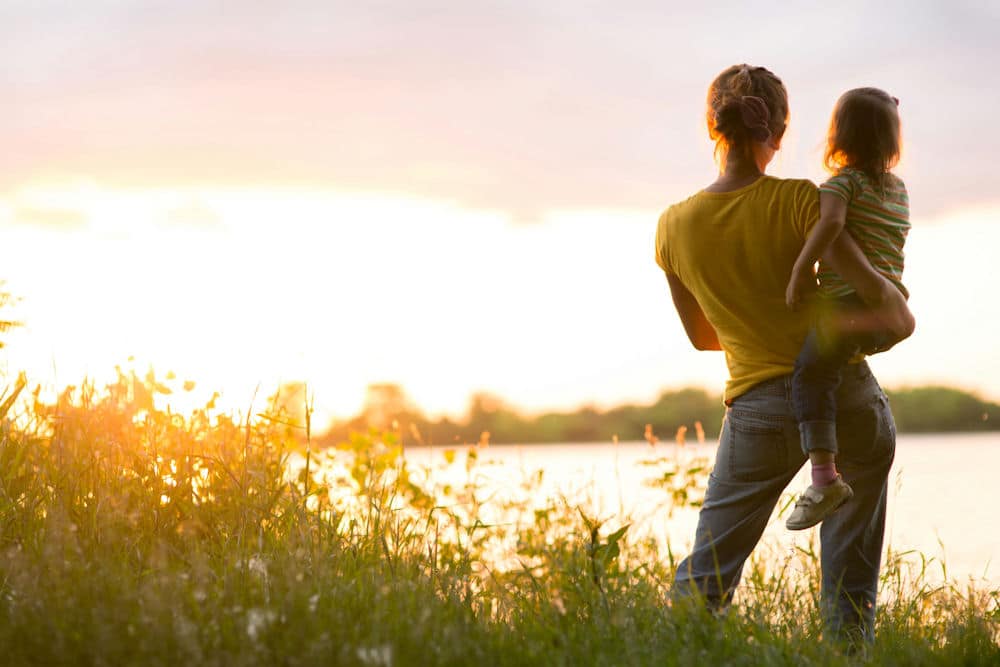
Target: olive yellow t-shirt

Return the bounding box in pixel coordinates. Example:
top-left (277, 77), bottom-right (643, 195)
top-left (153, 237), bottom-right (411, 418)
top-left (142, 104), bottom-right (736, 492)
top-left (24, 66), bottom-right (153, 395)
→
top-left (655, 176), bottom-right (819, 402)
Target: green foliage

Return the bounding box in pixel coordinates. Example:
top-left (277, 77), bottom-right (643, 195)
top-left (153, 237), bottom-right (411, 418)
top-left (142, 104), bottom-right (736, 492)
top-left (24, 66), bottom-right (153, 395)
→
top-left (321, 384), bottom-right (726, 447)
top-left (886, 386), bottom-right (1000, 432)
top-left (640, 455), bottom-right (709, 515)
top-left (0, 370), bottom-right (997, 665)
top-left (321, 382), bottom-right (1000, 448)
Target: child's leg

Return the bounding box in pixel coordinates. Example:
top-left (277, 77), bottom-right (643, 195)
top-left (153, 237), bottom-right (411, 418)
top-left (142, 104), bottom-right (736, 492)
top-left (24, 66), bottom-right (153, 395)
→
top-left (787, 329), bottom-right (857, 529)
top-left (788, 300), bottom-right (886, 530)
top-left (809, 448), bottom-right (838, 487)
top-left (791, 328), bottom-right (858, 484)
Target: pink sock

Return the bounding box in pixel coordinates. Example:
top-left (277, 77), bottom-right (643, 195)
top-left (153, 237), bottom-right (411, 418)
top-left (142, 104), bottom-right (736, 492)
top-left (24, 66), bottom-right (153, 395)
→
top-left (811, 462), bottom-right (838, 487)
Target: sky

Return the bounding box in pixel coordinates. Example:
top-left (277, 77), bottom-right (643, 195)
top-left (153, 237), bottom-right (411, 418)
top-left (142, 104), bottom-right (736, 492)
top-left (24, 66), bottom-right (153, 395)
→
top-left (3, 1), bottom-right (1000, 425)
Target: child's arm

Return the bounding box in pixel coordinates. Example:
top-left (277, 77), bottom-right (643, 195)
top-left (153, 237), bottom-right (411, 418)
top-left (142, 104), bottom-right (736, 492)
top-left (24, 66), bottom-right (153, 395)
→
top-left (666, 274), bottom-right (722, 351)
top-left (785, 191), bottom-right (848, 308)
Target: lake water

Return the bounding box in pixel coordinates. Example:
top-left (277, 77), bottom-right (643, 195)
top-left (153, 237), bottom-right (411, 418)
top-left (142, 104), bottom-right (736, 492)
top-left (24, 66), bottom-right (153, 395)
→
top-left (403, 432), bottom-right (999, 587)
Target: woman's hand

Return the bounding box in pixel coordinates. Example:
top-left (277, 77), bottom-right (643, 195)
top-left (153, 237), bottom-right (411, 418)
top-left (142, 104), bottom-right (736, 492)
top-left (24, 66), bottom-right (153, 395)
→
top-left (862, 280), bottom-right (915, 352)
top-left (823, 232), bottom-right (915, 350)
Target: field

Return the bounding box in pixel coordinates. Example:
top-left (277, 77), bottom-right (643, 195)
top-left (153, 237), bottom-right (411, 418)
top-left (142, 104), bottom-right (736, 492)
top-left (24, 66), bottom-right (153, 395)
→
top-left (0, 371), bottom-right (997, 666)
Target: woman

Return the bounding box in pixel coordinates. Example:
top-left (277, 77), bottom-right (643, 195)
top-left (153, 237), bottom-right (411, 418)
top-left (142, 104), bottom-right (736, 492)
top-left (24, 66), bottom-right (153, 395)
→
top-left (654, 64), bottom-right (914, 644)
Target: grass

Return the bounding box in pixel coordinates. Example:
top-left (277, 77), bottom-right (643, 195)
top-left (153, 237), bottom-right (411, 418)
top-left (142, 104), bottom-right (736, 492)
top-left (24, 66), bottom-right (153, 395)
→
top-left (0, 370), bottom-right (997, 666)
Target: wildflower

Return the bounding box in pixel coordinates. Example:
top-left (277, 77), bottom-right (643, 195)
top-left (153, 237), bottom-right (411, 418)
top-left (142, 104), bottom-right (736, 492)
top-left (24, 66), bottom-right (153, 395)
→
top-left (246, 608), bottom-right (276, 641)
top-left (248, 555), bottom-right (268, 579)
top-left (356, 644), bottom-right (393, 666)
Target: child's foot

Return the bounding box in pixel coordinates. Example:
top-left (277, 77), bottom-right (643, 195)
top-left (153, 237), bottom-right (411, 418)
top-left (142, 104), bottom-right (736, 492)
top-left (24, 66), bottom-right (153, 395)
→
top-left (786, 475), bottom-right (854, 530)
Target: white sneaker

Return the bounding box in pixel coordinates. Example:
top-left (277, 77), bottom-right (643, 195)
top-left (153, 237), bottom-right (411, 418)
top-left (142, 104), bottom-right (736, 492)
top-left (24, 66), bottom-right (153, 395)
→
top-left (785, 475), bottom-right (854, 531)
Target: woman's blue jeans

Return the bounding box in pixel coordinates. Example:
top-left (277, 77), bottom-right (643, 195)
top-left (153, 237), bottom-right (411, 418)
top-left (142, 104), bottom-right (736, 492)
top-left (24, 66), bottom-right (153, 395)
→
top-left (672, 361), bottom-right (895, 643)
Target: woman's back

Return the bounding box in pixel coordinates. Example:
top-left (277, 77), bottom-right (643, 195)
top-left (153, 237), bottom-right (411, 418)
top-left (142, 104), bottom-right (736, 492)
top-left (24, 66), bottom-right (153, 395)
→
top-left (655, 175), bottom-right (819, 401)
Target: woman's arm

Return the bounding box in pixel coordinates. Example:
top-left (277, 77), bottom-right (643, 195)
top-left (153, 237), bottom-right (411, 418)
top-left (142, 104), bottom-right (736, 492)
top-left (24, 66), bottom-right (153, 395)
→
top-left (786, 192), bottom-right (847, 308)
top-left (666, 274), bottom-right (722, 351)
top-left (823, 232), bottom-right (915, 349)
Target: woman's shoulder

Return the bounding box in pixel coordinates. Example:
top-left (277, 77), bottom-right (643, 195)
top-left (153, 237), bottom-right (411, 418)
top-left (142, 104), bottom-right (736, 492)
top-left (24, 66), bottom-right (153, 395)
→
top-left (661, 189), bottom-right (703, 213)
top-left (657, 191), bottom-right (704, 232)
top-left (761, 176), bottom-right (819, 196)
top-left (754, 177), bottom-right (819, 213)
top-left (660, 176), bottom-right (817, 223)
top-left (665, 176), bottom-right (816, 207)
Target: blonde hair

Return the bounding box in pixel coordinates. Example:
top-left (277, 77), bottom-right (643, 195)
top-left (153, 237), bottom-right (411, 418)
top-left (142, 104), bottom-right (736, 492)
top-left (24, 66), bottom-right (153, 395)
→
top-left (824, 87), bottom-right (901, 184)
top-left (706, 64), bottom-right (789, 165)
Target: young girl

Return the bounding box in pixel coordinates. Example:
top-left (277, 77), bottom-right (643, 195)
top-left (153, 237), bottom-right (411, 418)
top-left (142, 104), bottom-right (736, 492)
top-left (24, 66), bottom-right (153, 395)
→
top-left (784, 87), bottom-right (910, 530)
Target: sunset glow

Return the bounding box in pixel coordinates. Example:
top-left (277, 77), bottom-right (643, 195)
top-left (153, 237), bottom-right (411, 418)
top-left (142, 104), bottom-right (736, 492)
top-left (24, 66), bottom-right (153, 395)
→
top-left (6, 5), bottom-right (1000, 663)
top-left (5, 179), bottom-right (1000, 429)
top-left (4, 2), bottom-right (1000, 428)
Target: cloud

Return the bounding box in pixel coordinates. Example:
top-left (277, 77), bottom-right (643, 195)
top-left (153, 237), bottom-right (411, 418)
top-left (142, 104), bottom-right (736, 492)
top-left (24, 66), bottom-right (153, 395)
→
top-left (12, 206), bottom-right (88, 229)
top-left (164, 200), bottom-right (224, 230)
top-left (2, 2), bottom-right (997, 218)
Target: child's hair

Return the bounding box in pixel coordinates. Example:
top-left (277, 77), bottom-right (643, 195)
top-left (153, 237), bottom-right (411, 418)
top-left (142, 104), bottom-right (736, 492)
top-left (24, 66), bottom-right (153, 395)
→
top-left (706, 64), bottom-right (788, 166)
top-left (824, 87), bottom-right (901, 183)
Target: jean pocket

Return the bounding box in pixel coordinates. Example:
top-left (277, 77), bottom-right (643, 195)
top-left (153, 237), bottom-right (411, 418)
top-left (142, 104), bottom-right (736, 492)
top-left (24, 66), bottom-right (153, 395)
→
top-left (715, 408), bottom-right (790, 482)
top-left (835, 394), bottom-right (895, 468)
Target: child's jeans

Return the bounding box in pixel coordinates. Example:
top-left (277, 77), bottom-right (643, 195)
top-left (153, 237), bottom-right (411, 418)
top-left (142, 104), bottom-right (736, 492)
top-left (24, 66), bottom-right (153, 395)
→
top-left (792, 294), bottom-right (887, 455)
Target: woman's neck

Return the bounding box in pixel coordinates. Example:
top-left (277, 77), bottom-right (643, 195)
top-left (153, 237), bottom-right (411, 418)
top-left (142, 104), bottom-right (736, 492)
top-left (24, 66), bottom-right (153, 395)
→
top-left (704, 155), bottom-right (768, 193)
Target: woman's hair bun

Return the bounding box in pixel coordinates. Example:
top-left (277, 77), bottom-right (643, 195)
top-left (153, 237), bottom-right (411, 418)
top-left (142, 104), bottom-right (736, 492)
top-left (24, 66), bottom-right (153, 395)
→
top-left (706, 65), bottom-right (788, 164)
top-left (713, 96), bottom-right (772, 143)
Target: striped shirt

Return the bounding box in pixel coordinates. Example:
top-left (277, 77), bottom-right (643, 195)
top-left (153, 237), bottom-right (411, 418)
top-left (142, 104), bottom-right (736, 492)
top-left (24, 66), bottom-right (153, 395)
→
top-left (816, 167), bottom-right (910, 298)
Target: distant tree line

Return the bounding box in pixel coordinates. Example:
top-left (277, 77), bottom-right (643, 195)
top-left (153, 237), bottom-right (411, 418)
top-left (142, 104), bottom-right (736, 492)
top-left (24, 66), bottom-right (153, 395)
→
top-left (885, 386), bottom-right (998, 433)
top-left (314, 383), bottom-right (1000, 448)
